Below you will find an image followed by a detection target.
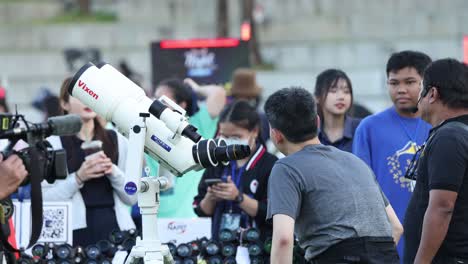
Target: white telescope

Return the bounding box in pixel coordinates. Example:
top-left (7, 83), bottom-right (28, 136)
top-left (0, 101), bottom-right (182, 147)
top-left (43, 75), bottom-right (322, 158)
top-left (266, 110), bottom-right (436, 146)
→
top-left (67, 62), bottom-right (250, 176)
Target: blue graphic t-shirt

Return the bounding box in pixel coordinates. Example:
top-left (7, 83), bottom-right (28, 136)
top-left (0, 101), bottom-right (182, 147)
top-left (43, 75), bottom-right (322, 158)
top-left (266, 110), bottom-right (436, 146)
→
top-left (352, 107), bottom-right (431, 259)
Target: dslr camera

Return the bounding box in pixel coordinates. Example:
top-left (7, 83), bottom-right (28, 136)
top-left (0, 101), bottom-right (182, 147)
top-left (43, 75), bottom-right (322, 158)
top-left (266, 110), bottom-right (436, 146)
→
top-left (0, 113), bottom-right (81, 185)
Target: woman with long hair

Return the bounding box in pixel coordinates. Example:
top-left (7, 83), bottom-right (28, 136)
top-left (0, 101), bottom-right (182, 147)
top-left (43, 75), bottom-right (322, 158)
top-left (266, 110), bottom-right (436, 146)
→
top-left (314, 69), bottom-right (361, 152)
top-left (42, 77), bottom-right (136, 247)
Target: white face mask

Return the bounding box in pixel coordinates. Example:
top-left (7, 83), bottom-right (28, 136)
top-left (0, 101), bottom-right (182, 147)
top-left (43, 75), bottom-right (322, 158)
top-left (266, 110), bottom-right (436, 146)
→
top-left (222, 137), bottom-right (249, 146)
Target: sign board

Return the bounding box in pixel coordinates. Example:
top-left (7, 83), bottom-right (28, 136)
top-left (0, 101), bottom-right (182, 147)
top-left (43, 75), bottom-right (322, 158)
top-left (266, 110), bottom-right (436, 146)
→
top-left (151, 38), bottom-right (250, 87)
top-left (13, 200), bottom-right (73, 248)
top-left (157, 218), bottom-right (211, 244)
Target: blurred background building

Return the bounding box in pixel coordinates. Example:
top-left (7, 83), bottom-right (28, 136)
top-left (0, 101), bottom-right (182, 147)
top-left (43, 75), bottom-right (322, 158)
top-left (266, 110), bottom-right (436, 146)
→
top-left (0, 0), bottom-right (467, 121)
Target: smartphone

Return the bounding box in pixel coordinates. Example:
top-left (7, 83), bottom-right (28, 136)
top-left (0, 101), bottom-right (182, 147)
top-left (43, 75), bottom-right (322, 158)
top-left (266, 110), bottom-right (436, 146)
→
top-left (205, 178), bottom-right (223, 186)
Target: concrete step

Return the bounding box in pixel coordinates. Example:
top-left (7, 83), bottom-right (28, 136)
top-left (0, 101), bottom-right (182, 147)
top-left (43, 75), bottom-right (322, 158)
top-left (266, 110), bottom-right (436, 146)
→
top-left (0, 1), bottom-right (61, 24)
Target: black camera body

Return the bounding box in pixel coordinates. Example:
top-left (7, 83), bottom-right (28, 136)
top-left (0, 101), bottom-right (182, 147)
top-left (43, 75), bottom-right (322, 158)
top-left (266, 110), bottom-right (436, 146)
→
top-left (0, 113), bottom-right (71, 185)
top-left (1, 145), bottom-right (68, 186)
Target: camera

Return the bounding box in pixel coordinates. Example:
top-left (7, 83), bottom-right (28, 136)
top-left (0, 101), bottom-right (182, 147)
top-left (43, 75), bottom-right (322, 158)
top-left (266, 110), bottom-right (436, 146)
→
top-left (0, 113), bottom-right (82, 254)
top-left (0, 113), bottom-right (82, 185)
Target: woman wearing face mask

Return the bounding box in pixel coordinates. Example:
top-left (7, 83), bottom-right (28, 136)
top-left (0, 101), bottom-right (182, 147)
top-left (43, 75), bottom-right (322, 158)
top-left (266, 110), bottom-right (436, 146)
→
top-left (193, 100), bottom-right (278, 240)
top-left (42, 77), bottom-right (136, 247)
top-left (314, 69), bottom-right (361, 152)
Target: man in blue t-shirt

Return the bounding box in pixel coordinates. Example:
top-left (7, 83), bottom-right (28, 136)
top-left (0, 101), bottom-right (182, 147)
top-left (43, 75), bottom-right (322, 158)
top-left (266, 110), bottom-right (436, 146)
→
top-left (353, 50), bottom-right (432, 258)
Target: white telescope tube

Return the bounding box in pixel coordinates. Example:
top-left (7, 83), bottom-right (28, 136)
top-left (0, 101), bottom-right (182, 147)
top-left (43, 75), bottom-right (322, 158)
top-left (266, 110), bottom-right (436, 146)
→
top-left (68, 63), bottom-right (202, 176)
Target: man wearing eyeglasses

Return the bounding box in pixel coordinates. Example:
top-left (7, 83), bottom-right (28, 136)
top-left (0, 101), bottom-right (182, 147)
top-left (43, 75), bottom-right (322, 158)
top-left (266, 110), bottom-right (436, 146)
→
top-left (404, 58), bottom-right (468, 264)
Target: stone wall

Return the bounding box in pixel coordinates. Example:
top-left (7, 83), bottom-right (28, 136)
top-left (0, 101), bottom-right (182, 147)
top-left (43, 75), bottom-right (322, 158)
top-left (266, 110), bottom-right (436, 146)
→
top-left (0, 0), bottom-right (466, 120)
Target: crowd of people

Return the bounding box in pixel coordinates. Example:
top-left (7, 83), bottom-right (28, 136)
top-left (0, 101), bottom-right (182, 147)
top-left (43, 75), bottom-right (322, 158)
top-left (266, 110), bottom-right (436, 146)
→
top-left (1, 50), bottom-right (468, 264)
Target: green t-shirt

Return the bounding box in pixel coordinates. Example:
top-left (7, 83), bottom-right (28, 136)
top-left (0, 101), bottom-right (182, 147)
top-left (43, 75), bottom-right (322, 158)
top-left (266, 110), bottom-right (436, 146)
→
top-left (145, 104), bottom-right (218, 218)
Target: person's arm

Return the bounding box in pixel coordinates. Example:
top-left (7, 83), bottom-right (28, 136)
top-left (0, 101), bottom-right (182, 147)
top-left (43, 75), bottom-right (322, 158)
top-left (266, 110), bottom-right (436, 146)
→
top-left (211, 176), bottom-right (258, 216)
top-left (271, 214), bottom-right (295, 264)
top-left (414, 190), bottom-right (457, 263)
top-left (107, 134), bottom-right (138, 205)
top-left (352, 119), bottom-right (372, 167)
top-left (239, 196), bottom-right (258, 217)
top-left (185, 78), bottom-right (226, 118)
top-left (199, 187), bottom-right (221, 215)
top-left (193, 169), bottom-right (220, 216)
top-left (385, 204), bottom-right (403, 245)
top-left (107, 165), bottom-right (138, 205)
top-left (378, 180), bottom-right (403, 245)
top-left (266, 162), bottom-right (302, 264)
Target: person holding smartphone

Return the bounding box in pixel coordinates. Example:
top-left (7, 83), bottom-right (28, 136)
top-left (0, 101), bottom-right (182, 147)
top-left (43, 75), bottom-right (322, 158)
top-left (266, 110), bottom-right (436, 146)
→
top-left (42, 77), bottom-right (137, 247)
top-left (193, 100), bottom-right (277, 240)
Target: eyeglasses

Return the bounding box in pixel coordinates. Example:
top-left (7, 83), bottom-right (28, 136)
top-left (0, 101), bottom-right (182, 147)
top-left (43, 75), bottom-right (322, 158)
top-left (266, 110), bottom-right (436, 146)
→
top-left (404, 144), bottom-right (425, 181)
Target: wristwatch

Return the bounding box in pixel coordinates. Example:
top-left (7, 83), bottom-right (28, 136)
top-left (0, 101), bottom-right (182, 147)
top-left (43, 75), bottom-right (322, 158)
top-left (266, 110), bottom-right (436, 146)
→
top-left (235, 191), bottom-right (244, 203)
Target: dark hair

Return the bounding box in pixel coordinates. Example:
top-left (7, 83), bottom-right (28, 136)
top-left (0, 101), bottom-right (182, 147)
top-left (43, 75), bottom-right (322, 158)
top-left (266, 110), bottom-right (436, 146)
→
top-left (386, 50), bottom-right (432, 77)
top-left (157, 78), bottom-right (199, 116)
top-left (43, 95), bottom-right (62, 118)
top-left (314, 69), bottom-right (353, 118)
top-left (423, 58), bottom-right (468, 109)
top-left (59, 77), bottom-right (117, 162)
top-left (264, 87), bottom-right (318, 143)
top-left (218, 100), bottom-right (264, 144)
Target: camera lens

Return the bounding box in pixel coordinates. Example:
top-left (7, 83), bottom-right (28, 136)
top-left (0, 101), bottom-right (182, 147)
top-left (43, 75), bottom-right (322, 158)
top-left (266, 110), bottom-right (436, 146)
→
top-left (85, 245), bottom-right (101, 259)
top-left (199, 237), bottom-right (209, 248)
top-left (182, 257), bottom-right (196, 264)
top-left (248, 243), bottom-right (262, 257)
top-left (219, 229), bottom-right (236, 242)
top-left (223, 256), bottom-right (236, 264)
top-left (46, 260), bottom-right (56, 264)
top-left (173, 257), bottom-right (182, 264)
top-left (165, 242), bottom-right (177, 256)
top-left (58, 260), bottom-right (72, 264)
top-left (189, 241), bottom-right (200, 256)
top-left (109, 230), bottom-right (126, 244)
top-left (74, 256), bottom-right (84, 264)
top-left (122, 238), bottom-right (136, 252)
top-left (204, 241), bottom-right (220, 256)
top-left (100, 258), bottom-right (112, 264)
top-left (96, 240), bottom-right (112, 254)
top-left (207, 256), bottom-right (222, 264)
top-left (32, 244), bottom-right (47, 258)
top-left (221, 244), bottom-right (236, 257)
top-left (84, 260), bottom-right (98, 264)
top-left (176, 244), bottom-right (192, 258)
top-left (250, 256), bottom-right (264, 264)
top-left (244, 228), bottom-right (260, 242)
top-left (18, 257), bottom-right (34, 264)
top-left (55, 244), bottom-right (72, 259)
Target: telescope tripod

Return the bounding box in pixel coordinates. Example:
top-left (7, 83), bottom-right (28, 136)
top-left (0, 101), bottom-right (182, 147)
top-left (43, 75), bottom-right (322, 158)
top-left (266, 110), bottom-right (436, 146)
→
top-left (124, 114), bottom-right (173, 264)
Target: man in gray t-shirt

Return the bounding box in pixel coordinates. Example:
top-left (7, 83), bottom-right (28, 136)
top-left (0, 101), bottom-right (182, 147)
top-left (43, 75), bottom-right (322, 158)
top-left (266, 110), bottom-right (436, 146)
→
top-left (264, 87), bottom-right (399, 263)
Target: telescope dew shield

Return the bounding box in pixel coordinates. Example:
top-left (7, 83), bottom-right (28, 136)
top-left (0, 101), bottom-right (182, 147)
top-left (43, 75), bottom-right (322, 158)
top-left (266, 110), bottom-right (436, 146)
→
top-left (68, 63), bottom-right (118, 121)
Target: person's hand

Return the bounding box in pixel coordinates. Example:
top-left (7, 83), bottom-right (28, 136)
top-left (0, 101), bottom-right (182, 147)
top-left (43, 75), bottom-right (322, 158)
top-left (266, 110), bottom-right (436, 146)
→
top-left (184, 78), bottom-right (200, 93)
top-left (0, 154), bottom-right (28, 199)
top-left (211, 176), bottom-right (240, 201)
top-left (76, 152), bottom-right (113, 183)
top-left (205, 186), bottom-right (222, 202)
